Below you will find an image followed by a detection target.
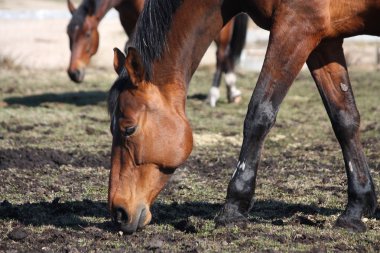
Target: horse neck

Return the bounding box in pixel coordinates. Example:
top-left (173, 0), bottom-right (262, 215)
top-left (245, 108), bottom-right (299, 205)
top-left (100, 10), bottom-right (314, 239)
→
top-left (153, 1), bottom-right (230, 88)
top-left (93, 0), bottom-right (118, 20)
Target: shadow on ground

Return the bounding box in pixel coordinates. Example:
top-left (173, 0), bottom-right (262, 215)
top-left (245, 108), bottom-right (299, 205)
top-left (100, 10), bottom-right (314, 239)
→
top-left (187, 93), bottom-right (208, 101)
top-left (4, 90), bottom-right (107, 107)
top-left (2, 198), bottom-right (370, 232)
top-left (0, 147), bottom-right (110, 170)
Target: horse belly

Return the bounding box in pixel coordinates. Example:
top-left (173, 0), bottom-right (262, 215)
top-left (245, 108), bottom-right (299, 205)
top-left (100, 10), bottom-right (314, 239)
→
top-left (328, 0), bottom-right (380, 37)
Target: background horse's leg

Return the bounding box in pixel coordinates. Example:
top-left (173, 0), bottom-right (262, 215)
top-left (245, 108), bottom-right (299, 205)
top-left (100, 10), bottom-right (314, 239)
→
top-left (225, 13), bottom-right (248, 104)
top-left (207, 21), bottom-right (234, 107)
top-left (307, 39), bottom-right (377, 232)
top-left (216, 16), bottom-right (321, 225)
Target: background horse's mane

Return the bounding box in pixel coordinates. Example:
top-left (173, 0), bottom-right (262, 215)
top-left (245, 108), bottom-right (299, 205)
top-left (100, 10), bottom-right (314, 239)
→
top-left (132, 0), bottom-right (182, 80)
top-left (67, 0), bottom-right (102, 32)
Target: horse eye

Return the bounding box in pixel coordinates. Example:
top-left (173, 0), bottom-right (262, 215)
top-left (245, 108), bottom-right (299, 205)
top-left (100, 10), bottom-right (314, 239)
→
top-left (124, 126), bottom-right (137, 137)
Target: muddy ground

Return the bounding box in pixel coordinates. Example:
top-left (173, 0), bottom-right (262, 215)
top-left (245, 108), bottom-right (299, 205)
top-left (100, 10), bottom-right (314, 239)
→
top-left (0, 65), bottom-right (379, 252)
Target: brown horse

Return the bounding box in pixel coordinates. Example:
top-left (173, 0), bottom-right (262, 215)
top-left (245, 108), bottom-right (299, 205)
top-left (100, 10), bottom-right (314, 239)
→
top-left (66, 0), bottom-right (144, 83)
top-left (66, 0), bottom-right (248, 106)
top-left (108, 0), bottom-right (379, 233)
top-left (207, 13), bottom-right (248, 107)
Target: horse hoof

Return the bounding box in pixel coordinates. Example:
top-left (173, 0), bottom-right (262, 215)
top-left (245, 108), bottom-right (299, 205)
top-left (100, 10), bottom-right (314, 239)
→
top-left (215, 203), bottom-right (248, 227)
top-left (229, 95), bottom-right (242, 104)
top-left (335, 215), bottom-right (367, 233)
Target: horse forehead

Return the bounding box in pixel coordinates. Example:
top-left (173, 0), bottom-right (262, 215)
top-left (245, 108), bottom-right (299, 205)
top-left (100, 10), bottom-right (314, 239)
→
top-left (119, 90), bottom-right (145, 110)
top-left (119, 88), bottom-right (165, 117)
top-left (84, 15), bottom-right (97, 28)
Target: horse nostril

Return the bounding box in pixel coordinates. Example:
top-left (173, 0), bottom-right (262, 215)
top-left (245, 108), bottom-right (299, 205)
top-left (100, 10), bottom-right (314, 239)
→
top-left (113, 207), bottom-right (128, 224)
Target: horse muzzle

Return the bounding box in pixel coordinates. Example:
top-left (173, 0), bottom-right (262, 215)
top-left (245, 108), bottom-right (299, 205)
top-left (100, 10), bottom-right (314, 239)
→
top-left (112, 204), bottom-right (151, 234)
top-left (67, 68), bottom-right (85, 83)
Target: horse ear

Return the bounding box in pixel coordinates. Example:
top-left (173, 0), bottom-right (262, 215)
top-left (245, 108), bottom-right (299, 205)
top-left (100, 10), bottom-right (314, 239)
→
top-left (113, 48), bottom-right (125, 76)
top-left (67, 0), bottom-right (76, 14)
top-left (87, 0), bottom-right (96, 16)
top-left (125, 47), bottom-right (145, 85)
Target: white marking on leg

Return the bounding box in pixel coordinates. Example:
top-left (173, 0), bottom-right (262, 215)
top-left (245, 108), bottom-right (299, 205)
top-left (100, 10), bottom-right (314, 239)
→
top-left (225, 72), bottom-right (241, 101)
top-left (225, 72), bottom-right (237, 86)
top-left (208, 86), bottom-right (220, 107)
top-left (349, 161), bottom-right (354, 173)
top-left (239, 161), bottom-right (246, 171)
top-left (232, 168), bottom-right (237, 179)
top-left (340, 83), bottom-right (349, 92)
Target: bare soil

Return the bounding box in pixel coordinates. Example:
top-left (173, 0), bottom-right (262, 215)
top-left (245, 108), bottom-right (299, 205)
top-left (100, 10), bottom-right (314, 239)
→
top-left (0, 66), bottom-right (379, 252)
top-left (0, 0), bottom-right (380, 251)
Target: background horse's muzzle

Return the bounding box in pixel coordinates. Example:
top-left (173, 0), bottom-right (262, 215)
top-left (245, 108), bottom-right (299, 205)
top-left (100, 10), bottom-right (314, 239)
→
top-left (67, 68), bottom-right (85, 83)
top-left (112, 205), bottom-right (149, 234)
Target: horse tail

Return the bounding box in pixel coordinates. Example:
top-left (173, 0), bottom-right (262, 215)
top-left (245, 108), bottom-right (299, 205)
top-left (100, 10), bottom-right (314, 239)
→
top-left (228, 13), bottom-right (249, 65)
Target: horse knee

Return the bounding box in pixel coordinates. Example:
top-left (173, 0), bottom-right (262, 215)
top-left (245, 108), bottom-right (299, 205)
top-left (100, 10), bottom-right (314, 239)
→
top-left (333, 109), bottom-right (360, 140)
top-left (245, 101), bottom-right (276, 138)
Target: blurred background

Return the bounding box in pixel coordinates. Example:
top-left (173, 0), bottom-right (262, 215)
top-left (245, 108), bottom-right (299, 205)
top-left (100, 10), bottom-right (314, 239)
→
top-left (1, 0), bottom-right (379, 72)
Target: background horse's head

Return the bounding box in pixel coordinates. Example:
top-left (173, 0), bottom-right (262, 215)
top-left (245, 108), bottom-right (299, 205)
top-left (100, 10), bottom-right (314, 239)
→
top-left (66, 0), bottom-right (99, 83)
top-left (107, 48), bottom-right (193, 233)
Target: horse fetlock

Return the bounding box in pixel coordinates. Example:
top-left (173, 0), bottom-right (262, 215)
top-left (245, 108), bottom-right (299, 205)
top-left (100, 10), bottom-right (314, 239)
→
top-left (360, 189), bottom-right (377, 217)
top-left (348, 185), bottom-right (377, 217)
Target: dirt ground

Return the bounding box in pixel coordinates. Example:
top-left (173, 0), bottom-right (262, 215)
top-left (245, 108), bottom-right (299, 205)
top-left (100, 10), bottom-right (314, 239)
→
top-left (0, 64), bottom-right (379, 252)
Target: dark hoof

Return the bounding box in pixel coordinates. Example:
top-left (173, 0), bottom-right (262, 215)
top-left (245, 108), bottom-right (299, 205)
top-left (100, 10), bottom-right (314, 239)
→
top-left (335, 215), bottom-right (367, 233)
top-left (215, 203), bottom-right (248, 227)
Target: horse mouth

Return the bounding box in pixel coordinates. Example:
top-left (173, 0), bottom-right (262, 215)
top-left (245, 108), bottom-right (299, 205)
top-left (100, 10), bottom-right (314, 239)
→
top-left (113, 206), bottom-right (150, 234)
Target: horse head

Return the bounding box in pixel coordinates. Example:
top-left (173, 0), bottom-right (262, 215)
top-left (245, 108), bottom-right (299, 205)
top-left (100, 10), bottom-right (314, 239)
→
top-left (66, 0), bottom-right (100, 83)
top-left (107, 47), bottom-right (193, 233)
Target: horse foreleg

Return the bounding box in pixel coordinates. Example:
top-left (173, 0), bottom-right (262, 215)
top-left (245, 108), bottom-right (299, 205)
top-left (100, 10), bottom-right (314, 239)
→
top-left (215, 19), bottom-right (321, 225)
top-left (208, 21), bottom-right (234, 107)
top-left (307, 39), bottom-right (377, 232)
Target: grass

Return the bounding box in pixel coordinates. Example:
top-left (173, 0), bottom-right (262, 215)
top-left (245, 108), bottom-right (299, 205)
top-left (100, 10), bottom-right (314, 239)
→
top-left (0, 66), bottom-right (379, 252)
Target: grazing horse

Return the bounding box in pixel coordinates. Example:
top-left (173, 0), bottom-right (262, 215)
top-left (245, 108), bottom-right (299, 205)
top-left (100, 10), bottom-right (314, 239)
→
top-left (66, 0), bottom-right (144, 83)
top-left (208, 13), bottom-right (248, 107)
top-left (66, 0), bottom-right (248, 108)
top-left (108, 0), bottom-right (379, 233)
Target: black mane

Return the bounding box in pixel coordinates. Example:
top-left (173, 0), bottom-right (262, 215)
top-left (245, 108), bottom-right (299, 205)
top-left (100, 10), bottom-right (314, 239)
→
top-left (107, 69), bottom-right (130, 134)
top-left (132, 0), bottom-right (182, 80)
top-left (108, 0), bottom-right (183, 129)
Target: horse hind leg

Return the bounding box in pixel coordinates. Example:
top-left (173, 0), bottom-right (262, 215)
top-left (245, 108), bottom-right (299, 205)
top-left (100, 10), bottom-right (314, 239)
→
top-left (225, 71), bottom-right (242, 104)
top-left (307, 39), bottom-right (377, 232)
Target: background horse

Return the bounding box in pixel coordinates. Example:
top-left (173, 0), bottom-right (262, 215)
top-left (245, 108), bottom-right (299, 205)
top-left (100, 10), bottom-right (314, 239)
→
top-left (108, 0), bottom-right (379, 233)
top-left (67, 0), bottom-right (248, 108)
top-left (208, 13), bottom-right (248, 107)
top-left (66, 0), bottom-right (143, 83)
